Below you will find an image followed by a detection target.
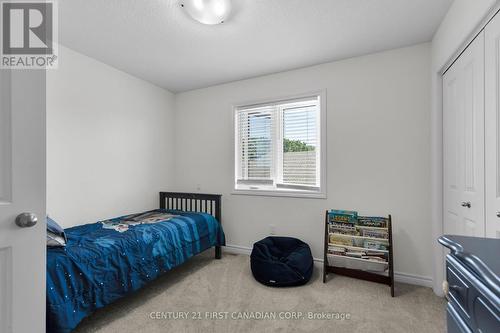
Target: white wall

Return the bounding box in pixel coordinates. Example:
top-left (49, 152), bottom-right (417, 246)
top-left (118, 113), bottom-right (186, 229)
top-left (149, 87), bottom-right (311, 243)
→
top-left (432, 0), bottom-right (497, 70)
top-left (47, 46), bottom-right (176, 228)
top-left (174, 43), bottom-right (433, 283)
top-left (430, 0), bottom-right (497, 295)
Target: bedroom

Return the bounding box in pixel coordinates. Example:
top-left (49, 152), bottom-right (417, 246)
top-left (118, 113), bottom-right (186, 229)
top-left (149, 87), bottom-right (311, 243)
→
top-left (0, 0), bottom-right (499, 332)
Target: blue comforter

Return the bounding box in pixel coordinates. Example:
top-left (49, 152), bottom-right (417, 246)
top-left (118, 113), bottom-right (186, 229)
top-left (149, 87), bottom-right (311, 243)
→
top-left (46, 209), bottom-right (224, 333)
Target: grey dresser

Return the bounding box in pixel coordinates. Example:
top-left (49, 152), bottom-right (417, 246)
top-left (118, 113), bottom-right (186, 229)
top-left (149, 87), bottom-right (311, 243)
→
top-left (438, 235), bottom-right (499, 333)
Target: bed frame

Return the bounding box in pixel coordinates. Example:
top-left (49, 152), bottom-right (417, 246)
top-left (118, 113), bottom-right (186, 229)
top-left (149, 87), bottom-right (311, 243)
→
top-left (159, 192), bottom-right (222, 259)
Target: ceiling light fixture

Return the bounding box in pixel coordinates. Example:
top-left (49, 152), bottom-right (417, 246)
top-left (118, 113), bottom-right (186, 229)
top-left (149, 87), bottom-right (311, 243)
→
top-left (180, 0), bottom-right (232, 25)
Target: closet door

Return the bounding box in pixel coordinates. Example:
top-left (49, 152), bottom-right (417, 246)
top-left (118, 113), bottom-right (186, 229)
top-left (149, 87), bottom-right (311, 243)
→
top-left (485, 14), bottom-right (500, 238)
top-left (443, 32), bottom-right (485, 237)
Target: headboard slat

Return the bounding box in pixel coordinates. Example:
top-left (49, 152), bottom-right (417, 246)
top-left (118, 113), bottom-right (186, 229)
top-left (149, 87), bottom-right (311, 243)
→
top-left (159, 192), bottom-right (222, 223)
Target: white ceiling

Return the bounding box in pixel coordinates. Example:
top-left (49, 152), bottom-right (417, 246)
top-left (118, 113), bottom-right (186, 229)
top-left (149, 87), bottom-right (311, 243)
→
top-left (59, 0), bottom-right (453, 92)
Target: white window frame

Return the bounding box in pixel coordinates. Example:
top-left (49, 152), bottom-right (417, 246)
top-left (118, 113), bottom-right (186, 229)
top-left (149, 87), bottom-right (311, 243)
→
top-left (232, 90), bottom-right (327, 199)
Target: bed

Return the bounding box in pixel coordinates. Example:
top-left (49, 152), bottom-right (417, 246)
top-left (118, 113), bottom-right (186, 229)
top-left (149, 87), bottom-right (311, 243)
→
top-left (46, 192), bottom-right (224, 333)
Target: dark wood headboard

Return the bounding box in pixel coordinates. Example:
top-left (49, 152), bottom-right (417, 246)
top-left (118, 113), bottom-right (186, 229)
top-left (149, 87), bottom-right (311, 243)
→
top-left (159, 192), bottom-right (222, 223)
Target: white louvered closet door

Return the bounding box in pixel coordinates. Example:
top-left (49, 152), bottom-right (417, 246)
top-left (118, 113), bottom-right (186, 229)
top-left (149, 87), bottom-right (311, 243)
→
top-left (443, 32), bottom-right (485, 237)
top-left (485, 13), bottom-right (500, 238)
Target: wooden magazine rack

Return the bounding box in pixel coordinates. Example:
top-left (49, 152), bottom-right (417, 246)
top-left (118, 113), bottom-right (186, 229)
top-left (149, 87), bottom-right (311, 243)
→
top-left (322, 210), bottom-right (395, 297)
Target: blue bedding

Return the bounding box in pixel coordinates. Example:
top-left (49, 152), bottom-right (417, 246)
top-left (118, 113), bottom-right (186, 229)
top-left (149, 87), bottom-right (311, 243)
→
top-left (46, 209), bottom-right (225, 333)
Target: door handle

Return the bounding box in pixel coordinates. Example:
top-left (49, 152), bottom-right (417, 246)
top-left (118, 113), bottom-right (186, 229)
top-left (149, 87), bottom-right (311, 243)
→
top-left (15, 213), bottom-right (38, 228)
top-left (497, 212), bottom-right (500, 218)
top-left (461, 202), bottom-right (471, 208)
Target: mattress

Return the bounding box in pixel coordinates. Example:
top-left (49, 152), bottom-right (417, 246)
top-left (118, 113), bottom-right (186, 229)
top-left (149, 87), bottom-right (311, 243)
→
top-left (46, 209), bottom-right (224, 333)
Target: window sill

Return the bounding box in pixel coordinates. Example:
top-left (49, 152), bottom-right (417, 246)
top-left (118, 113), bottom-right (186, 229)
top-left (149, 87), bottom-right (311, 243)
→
top-left (231, 188), bottom-right (327, 199)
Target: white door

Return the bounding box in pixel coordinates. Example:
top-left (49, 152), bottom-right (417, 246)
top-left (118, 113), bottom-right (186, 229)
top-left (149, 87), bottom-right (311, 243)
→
top-left (443, 32), bottom-right (485, 237)
top-left (485, 13), bottom-right (500, 239)
top-left (0, 70), bottom-right (46, 332)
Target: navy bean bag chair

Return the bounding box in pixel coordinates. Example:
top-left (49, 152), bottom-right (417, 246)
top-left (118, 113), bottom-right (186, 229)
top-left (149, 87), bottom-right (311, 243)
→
top-left (250, 236), bottom-right (313, 287)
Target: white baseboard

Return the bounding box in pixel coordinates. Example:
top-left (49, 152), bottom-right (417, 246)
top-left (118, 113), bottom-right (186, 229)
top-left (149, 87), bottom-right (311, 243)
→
top-left (392, 271), bottom-right (433, 288)
top-left (223, 244), bottom-right (252, 256)
top-left (223, 244), bottom-right (434, 288)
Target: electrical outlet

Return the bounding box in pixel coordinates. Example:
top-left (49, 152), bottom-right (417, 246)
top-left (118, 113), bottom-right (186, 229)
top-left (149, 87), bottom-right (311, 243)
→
top-left (269, 224), bottom-right (276, 235)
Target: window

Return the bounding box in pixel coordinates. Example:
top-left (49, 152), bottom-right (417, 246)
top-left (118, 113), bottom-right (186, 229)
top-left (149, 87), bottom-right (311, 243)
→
top-left (234, 94), bottom-right (325, 197)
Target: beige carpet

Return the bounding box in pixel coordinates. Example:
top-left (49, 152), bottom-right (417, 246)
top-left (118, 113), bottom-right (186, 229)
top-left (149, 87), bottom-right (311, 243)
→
top-left (73, 252), bottom-right (446, 333)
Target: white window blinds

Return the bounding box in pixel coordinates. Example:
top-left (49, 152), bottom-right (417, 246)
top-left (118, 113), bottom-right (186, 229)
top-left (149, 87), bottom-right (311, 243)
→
top-left (235, 95), bottom-right (322, 193)
top-left (281, 103), bottom-right (318, 187)
top-left (237, 106), bottom-right (275, 183)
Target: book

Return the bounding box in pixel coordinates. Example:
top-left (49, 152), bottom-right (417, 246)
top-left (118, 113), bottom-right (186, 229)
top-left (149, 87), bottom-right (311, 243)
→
top-left (329, 224), bottom-right (359, 235)
top-left (360, 228), bottom-right (388, 239)
top-left (328, 245), bottom-right (346, 252)
top-left (329, 233), bottom-right (367, 247)
top-left (357, 216), bottom-right (388, 228)
top-left (329, 233), bottom-right (353, 246)
top-left (361, 255), bottom-right (387, 262)
top-left (329, 210), bottom-right (358, 224)
top-left (364, 239), bottom-right (389, 250)
top-left (365, 250), bottom-right (387, 255)
top-left (328, 245), bottom-right (346, 256)
top-left (345, 251), bottom-right (364, 258)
